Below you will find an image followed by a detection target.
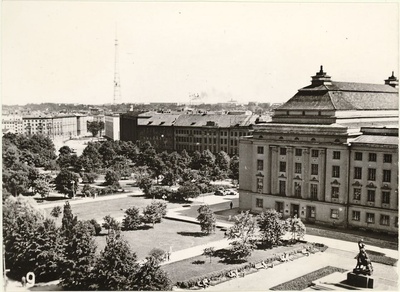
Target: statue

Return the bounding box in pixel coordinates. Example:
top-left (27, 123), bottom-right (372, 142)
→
top-left (353, 239), bottom-right (373, 276)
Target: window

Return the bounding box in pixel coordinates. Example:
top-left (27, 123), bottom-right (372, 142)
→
top-left (295, 149), bottom-right (302, 156)
top-left (331, 187), bottom-right (339, 199)
top-left (311, 149), bottom-right (319, 157)
top-left (382, 191), bottom-right (390, 204)
top-left (309, 207), bottom-right (316, 218)
top-left (279, 161), bottom-right (286, 172)
top-left (384, 154), bottom-right (392, 163)
top-left (256, 198), bottom-right (263, 208)
top-left (367, 190), bottom-right (375, 202)
top-left (279, 180), bottom-right (286, 196)
top-left (353, 188), bottom-right (361, 200)
top-left (366, 213), bottom-right (375, 224)
top-left (368, 168), bottom-right (376, 181)
top-left (331, 209), bottom-right (339, 219)
top-left (369, 153), bottom-right (377, 162)
top-left (295, 163), bottom-right (302, 174)
top-left (257, 146), bottom-right (264, 154)
top-left (280, 147), bottom-right (286, 155)
top-left (383, 170), bottom-right (391, 183)
top-left (257, 178), bottom-right (263, 191)
top-left (333, 151), bottom-right (341, 160)
top-left (279, 180), bottom-right (286, 195)
top-left (332, 166), bottom-right (340, 178)
top-left (294, 182), bottom-right (301, 197)
top-left (354, 167), bottom-right (362, 179)
top-left (355, 152), bottom-right (363, 161)
top-left (395, 217), bottom-right (398, 228)
top-left (310, 184), bottom-right (318, 200)
top-left (380, 215), bottom-right (390, 226)
top-left (311, 164), bottom-right (318, 175)
top-left (275, 202), bottom-right (284, 214)
top-left (352, 211), bottom-right (360, 221)
top-left (257, 160), bottom-right (264, 171)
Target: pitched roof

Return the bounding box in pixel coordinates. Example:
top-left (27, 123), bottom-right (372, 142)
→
top-left (351, 135), bottom-right (398, 145)
top-left (137, 113), bottom-right (180, 126)
top-left (277, 81), bottom-right (398, 111)
top-left (174, 114), bottom-right (252, 128)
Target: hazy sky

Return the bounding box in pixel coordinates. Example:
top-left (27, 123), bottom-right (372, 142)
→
top-left (1, 1), bottom-right (399, 105)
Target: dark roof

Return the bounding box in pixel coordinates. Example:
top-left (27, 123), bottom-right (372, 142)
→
top-left (277, 81), bottom-right (398, 111)
top-left (351, 135), bottom-right (398, 145)
top-left (137, 113), bottom-right (180, 126)
top-left (174, 114), bottom-right (253, 128)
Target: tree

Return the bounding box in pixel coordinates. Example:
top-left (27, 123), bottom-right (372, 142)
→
top-left (87, 121), bottom-right (102, 137)
top-left (54, 169), bottom-right (79, 198)
top-left (81, 172), bottom-right (98, 183)
top-left (50, 206), bottom-right (62, 218)
top-left (122, 207), bottom-right (142, 230)
top-left (61, 201), bottom-right (78, 238)
top-left (90, 235), bottom-right (138, 290)
top-left (215, 151), bottom-right (231, 171)
top-left (132, 256), bottom-right (172, 291)
top-left (286, 215), bottom-right (306, 242)
top-left (3, 168), bottom-right (30, 196)
top-left (229, 155), bottom-right (239, 184)
top-left (104, 169), bottom-right (120, 187)
top-left (197, 205), bottom-right (216, 235)
top-left (98, 141), bottom-right (117, 167)
top-left (200, 149), bottom-right (216, 168)
top-left (59, 221), bottom-right (97, 290)
top-left (102, 215), bottom-right (121, 235)
top-left (32, 174), bottom-right (52, 197)
top-left (142, 201), bottom-right (167, 227)
top-left (78, 142), bottom-right (103, 172)
top-left (226, 211), bottom-right (258, 260)
top-left (257, 209), bottom-right (287, 247)
top-left (137, 174), bottom-right (154, 197)
top-left (190, 150), bottom-right (202, 170)
top-left (59, 145), bottom-right (73, 155)
top-left (176, 182), bottom-right (201, 201)
top-left (203, 247), bottom-right (215, 263)
top-left (82, 184), bottom-right (96, 197)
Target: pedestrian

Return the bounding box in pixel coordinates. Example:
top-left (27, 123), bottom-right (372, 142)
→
top-left (230, 201), bottom-right (233, 209)
top-left (167, 251), bottom-right (171, 261)
top-left (21, 276), bottom-right (26, 287)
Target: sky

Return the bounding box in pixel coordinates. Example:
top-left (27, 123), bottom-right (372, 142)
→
top-left (1, 1), bottom-right (399, 105)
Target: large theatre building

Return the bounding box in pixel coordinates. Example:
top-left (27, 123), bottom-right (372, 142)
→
top-left (239, 67), bottom-right (398, 234)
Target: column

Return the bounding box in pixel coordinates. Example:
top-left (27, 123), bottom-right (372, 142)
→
top-left (265, 144), bottom-right (271, 194)
top-left (319, 149), bottom-right (326, 202)
top-left (270, 146), bottom-right (279, 194)
top-left (287, 147), bottom-right (294, 197)
top-left (303, 148), bottom-right (310, 199)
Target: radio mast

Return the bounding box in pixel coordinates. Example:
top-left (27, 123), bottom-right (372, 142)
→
top-left (113, 26), bottom-right (121, 104)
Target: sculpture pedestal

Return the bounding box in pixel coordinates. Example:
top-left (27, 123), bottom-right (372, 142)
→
top-left (347, 272), bottom-right (374, 288)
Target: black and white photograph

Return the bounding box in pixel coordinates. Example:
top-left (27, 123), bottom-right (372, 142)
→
top-left (1, 1), bottom-right (399, 291)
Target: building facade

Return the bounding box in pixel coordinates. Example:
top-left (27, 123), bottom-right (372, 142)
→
top-left (2, 115), bottom-right (23, 134)
top-left (239, 68), bottom-right (398, 234)
top-left (120, 111), bottom-right (270, 154)
top-left (105, 114), bottom-right (120, 141)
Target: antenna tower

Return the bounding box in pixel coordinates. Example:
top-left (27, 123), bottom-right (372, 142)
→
top-left (113, 27), bottom-right (121, 104)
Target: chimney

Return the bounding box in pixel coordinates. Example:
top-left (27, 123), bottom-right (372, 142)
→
top-left (384, 71), bottom-right (398, 88)
top-left (311, 65), bottom-right (332, 86)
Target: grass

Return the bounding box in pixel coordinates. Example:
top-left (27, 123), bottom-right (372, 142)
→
top-left (94, 219), bottom-right (225, 259)
top-left (270, 266), bottom-right (347, 290)
top-left (305, 224), bottom-right (398, 250)
top-left (162, 242), bottom-right (310, 284)
top-left (360, 250), bottom-right (398, 266)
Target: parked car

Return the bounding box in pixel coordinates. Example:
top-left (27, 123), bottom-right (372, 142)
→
top-left (214, 188), bottom-right (227, 196)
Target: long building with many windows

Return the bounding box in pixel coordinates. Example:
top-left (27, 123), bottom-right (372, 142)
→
top-left (239, 67), bottom-right (398, 234)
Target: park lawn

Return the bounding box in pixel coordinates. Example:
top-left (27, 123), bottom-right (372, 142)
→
top-left (162, 242), bottom-right (309, 284)
top-left (94, 219), bottom-right (226, 260)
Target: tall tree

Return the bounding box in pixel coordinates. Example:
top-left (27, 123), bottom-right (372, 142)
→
top-left (142, 201), bottom-right (167, 227)
top-left (286, 215), bottom-right (306, 242)
top-left (61, 201), bottom-right (78, 238)
top-left (59, 221), bottom-right (97, 290)
top-left (132, 256), bottom-right (172, 291)
top-left (229, 155), bottom-right (239, 184)
top-left (216, 151), bottom-right (231, 171)
top-left (197, 205), bottom-right (216, 234)
top-left (54, 169), bottom-right (79, 198)
top-left (122, 207), bottom-right (142, 230)
top-left (102, 215), bottom-right (121, 235)
top-left (226, 211), bottom-right (258, 260)
top-left (257, 209), bottom-right (287, 247)
top-left (104, 169), bottom-right (121, 187)
top-left (90, 235), bottom-right (138, 290)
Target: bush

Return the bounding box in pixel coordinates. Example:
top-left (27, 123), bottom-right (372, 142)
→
top-left (104, 169), bottom-right (120, 187)
top-left (122, 207), bottom-right (142, 231)
top-left (147, 186), bottom-right (175, 200)
top-left (81, 172), bottom-right (98, 184)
